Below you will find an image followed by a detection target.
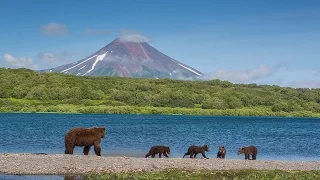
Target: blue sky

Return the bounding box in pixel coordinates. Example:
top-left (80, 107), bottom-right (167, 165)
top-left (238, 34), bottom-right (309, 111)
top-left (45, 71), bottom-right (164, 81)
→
top-left (1, 0), bottom-right (319, 88)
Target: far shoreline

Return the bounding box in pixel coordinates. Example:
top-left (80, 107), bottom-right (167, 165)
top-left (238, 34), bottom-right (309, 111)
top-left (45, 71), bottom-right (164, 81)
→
top-left (1, 111), bottom-right (320, 119)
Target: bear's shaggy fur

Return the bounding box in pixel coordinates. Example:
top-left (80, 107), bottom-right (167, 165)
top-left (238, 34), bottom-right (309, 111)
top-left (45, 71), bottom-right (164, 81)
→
top-left (145, 145), bottom-right (170, 158)
top-left (64, 127), bottom-right (106, 156)
top-left (183, 145), bottom-right (209, 159)
top-left (217, 146), bottom-right (226, 158)
top-left (238, 145), bottom-right (258, 160)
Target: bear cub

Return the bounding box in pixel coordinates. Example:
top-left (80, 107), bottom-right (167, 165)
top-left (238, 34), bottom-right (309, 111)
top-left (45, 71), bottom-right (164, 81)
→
top-left (145, 145), bottom-right (170, 158)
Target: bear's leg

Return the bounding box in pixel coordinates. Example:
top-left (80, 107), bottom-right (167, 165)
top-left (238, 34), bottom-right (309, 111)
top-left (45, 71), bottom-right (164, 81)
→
top-left (159, 153), bottom-right (162, 158)
top-left (245, 153), bottom-right (249, 160)
top-left (201, 152), bottom-right (208, 159)
top-left (252, 153), bottom-right (256, 160)
top-left (93, 143), bottom-right (101, 156)
top-left (163, 152), bottom-right (169, 157)
top-left (248, 153), bottom-right (253, 160)
top-left (189, 153), bottom-right (194, 158)
top-left (152, 153), bottom-right (155, 158)
top-left (83, 146), bottom-right (91, 155)
top-left (183, 152), bottom-right (190, 158)
top-left (194, 153), bottom-right (198, 158)
top-left (65, 144), bottom-right (74, 154)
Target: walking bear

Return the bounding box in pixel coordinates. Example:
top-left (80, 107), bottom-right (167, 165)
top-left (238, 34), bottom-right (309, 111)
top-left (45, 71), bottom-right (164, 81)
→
top-left (217, 146), bottom-right (226, 158)
top-left (64, 127), bottom-right (106, 156)
top-left (145, 145), bottom-right (170, 158)
top-left (183, 145), bottom-right (209, 159)
top-left (238, 146), bottom-right (258, 160)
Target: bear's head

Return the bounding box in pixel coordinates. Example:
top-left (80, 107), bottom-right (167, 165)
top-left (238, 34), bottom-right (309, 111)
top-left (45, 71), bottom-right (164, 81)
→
top-left (218, 146), bottom-right (225, 153)
top-left (94, 127), bottom-right (106, 138)
top-left (203, 144), bottom-right (209, 152)
top-left (165, 146), bottom-right (170, 154)
top-left (237, 148), bottom-right (245, 155)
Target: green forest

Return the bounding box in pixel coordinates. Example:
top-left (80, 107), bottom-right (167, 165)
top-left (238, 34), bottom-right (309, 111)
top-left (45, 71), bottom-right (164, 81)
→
top-left (1, 68), bottom-right (320, 117)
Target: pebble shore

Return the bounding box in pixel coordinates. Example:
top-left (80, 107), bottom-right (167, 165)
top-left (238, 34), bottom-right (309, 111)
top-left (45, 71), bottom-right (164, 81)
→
top-left (1, 154), bottom-right (320, 175)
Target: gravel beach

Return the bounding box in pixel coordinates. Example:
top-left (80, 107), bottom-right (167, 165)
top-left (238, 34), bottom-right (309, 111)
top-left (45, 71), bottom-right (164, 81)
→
top-left (1, 153), bottom-right (320, 175)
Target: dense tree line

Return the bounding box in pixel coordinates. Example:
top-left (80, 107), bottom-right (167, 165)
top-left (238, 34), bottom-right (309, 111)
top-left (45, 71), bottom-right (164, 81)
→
top-left (0, 68), bottom-right (320, 116)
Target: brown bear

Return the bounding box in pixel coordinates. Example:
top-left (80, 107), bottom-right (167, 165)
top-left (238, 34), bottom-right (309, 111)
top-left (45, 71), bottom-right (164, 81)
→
top-left (238, 146), bottom-right (258, 160)
top-left (64, 127), bottom-right (106, 156)
top-left (217, 146), bottom-right (226, 158)
top-left (183, 144), bottom-right (209, 159)
top-left (145, 145), bottom-right (170, 158)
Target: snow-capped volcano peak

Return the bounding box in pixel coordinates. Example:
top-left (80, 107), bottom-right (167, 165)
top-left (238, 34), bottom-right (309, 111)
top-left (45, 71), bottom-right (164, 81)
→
top-left (39, 39), bottom-right (203, 79)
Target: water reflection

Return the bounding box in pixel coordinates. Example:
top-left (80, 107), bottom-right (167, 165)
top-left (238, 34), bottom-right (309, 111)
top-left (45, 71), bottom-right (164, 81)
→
top-left (64, 175), bottom-right (85, 180)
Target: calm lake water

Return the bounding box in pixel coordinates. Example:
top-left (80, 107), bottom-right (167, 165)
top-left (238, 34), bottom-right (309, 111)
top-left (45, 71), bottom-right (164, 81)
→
top-left (1, 113), bottom-right (319, 161)
top-left (1, 113), bottom-right (319, 179)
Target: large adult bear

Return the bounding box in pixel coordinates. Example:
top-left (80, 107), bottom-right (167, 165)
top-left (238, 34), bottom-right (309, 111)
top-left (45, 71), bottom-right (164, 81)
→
top-left (238, 146), bottom-right (258, 160)
top-left (145, 145), bottom-right (170, 158)
top-left (64, 127), bottom-right (106, 156)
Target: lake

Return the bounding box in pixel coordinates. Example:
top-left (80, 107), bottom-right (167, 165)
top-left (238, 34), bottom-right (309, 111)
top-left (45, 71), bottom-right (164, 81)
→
top-left (0, 113), bottom-right (319, 161)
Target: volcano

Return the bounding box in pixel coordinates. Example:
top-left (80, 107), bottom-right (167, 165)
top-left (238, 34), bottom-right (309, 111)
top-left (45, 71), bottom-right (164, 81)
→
top-left (40, 38), bottom-right (203, 79)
